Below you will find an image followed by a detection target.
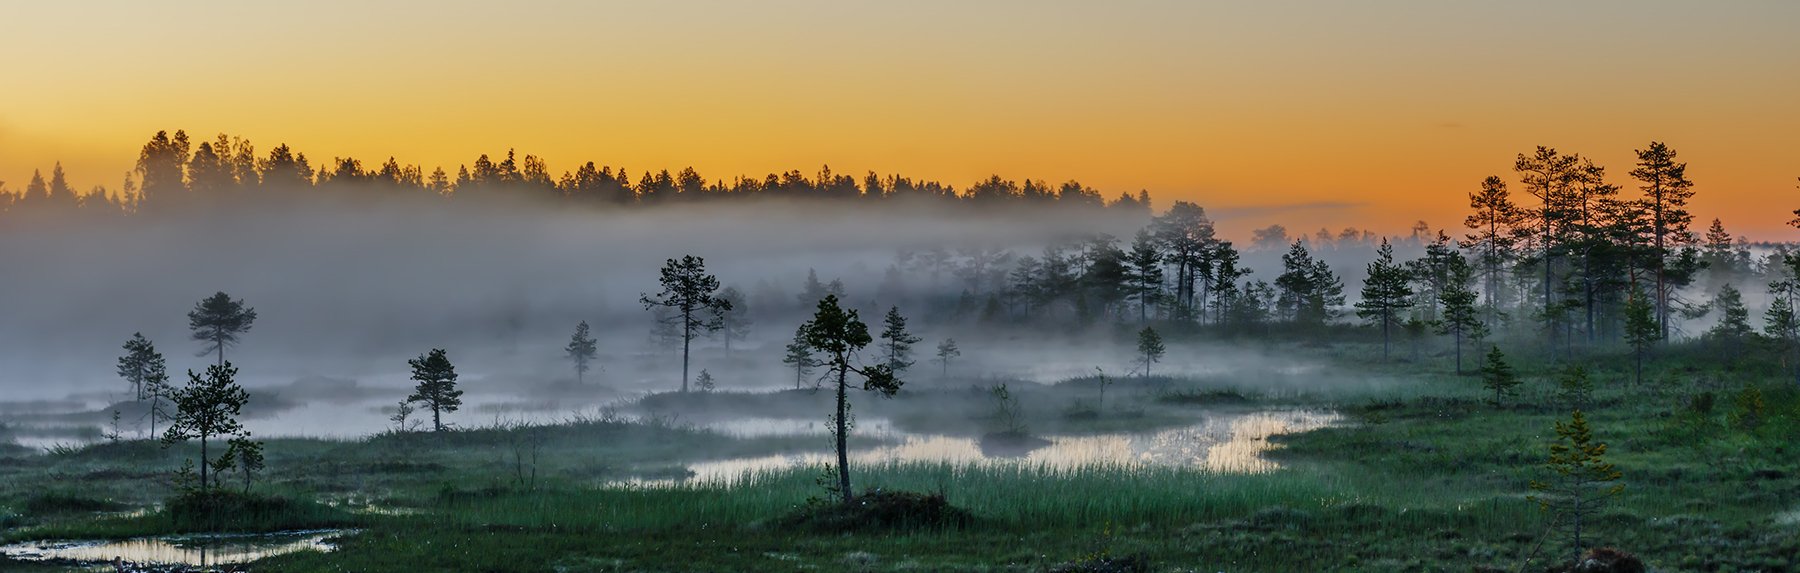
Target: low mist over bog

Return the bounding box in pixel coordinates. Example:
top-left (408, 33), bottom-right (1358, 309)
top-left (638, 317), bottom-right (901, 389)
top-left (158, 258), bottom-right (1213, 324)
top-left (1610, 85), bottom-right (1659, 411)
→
top-left (3, 195), bottom-right (1172, 403)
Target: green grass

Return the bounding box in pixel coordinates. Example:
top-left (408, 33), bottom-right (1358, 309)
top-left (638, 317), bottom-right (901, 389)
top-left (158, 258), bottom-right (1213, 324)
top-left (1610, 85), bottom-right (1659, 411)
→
top-left (5, 338), bottom-right (1800, 571)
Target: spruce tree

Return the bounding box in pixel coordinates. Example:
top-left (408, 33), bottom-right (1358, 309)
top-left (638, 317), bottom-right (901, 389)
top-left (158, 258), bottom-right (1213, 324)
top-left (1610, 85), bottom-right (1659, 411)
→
top-left (1356, 239), bottom-right (1415, 360)
top-left (878, 306), bottom-right (922, 375)
top-left (781, 325), bottom-right (818, 389)
top-left (1704, 284), bottom-right (1754, 354)
top-left (1765, 280), bottom-right (1800, 384)
top-left (1478, 346), bottom-right (1519, 405)
top-left (407, 348), bottom-right (462, 432)
top-left (1436, 254), bottom-right (1487, 374)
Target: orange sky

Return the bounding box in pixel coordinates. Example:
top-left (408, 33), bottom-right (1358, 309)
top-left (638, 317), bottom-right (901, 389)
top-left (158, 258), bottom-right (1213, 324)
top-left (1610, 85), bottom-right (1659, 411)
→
top-left (2, 1), bottom-right (1795, 240)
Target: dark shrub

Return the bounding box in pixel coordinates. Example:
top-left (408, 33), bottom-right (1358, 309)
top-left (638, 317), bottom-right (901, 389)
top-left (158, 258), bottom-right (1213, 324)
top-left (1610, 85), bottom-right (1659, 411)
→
top-left (780, 489), bottom-right (972, 532)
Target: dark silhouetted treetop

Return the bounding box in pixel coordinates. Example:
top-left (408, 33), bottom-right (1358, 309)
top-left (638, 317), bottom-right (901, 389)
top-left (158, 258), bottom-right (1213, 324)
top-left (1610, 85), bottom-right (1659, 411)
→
top-left (188, 292), bottom-right (257, 367)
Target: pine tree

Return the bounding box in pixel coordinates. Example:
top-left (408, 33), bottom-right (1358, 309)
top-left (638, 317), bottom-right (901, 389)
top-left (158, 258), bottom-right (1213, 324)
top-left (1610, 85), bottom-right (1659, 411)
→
top-left (1207, 241), bottom-right (1251, 327)
top-left (1478, 346), bottom-right (1519, 405)
top-left (1405, 231), bottom-right (1457, 323)
top-left (800, 295), bottom-right (901, 504)
top-left (1356, 239), bottom-right (1415, 360)
top-left (1623, 290), bottom-right (1659, 385)
top-left (781, 325), bottom-right (818, 389)
top-left (641, 256), bottom-right (730, 392)
top-left (565, 321), bottom-right (599, 384)
top-left (1152, 202), bottom-right (1217, 321)
top-left (695, 369), bottom-right (716, 392)
top-left (878, 306), bottom-right (922, 374)
top-left (141, 355), bottom-right (174, 439)
top-left (188, 292), bottom-right (257, 367)
top-left (1137, 326), bottom-right (1165, 378)
top-left (407, 348), bottom-right (462, 432)
top-left (1516, 146), bottom-right (1582, 354)
top-left (936, 338), bottom-right (961, 379)
top-left (1630, 141), bottom-right (1696, 341)
top-left (162, 362), bottom-right (250, 492)
top-left (224, 434), bottom-right (265, 494)
top-left (1529, 410), bottom-right (1623, 562)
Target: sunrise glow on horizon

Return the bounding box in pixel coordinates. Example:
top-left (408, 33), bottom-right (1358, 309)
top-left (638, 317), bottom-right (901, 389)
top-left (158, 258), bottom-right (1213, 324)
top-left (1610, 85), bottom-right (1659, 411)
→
top-left (3, 0), bottom-right (1796, 239)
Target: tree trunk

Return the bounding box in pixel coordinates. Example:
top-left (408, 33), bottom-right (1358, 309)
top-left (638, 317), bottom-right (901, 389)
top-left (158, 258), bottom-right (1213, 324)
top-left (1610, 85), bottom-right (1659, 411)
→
top-left (200, 434), bottom-right (210, 493)
top-left (681, 311), bottom-right (693, 393)
top-left (1634, 348), bottom-right (1643, 386)
top-left (1572, 495), bottom-right (1584, 561)
top-left (1382, 311), bottom-right (1392, 361)
top-left (1454, 329), bottom-right (1463, 375)
top-left (1655, 199), bottom-right (1668, 342)
top-left (433, 407), bottom-right (443, 432)
top-left (1583, 259), bottom-right (1596, 345)
top-left (834, 364), bottom-right (852, 504)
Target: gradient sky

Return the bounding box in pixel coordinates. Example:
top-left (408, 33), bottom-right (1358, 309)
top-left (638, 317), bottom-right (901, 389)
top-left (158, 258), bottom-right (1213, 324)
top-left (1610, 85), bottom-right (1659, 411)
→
top-left (2, 0), bottom-right (1795, 239)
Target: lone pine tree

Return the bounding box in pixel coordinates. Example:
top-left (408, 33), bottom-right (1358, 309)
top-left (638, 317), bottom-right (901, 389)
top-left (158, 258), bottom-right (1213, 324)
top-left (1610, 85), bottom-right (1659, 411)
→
top-left (408, 348), bottom-right (463, 432)
top-left (800, 295), bottom-right (901, 504)
top-left (641, 256), bottom-right (730, 392)
top-left (161, 362), bottom-right (250, 492)
top-left (935, 338), bottom-right (961, 379)
top-left (188, 291), bottom-right (257, 367)
top-left (1137, 326), bottom-right (1165, 378)
top-left (565, 321), bottom-right (598, 384)
top-left (1530, 410), bottom-right (1623, 562)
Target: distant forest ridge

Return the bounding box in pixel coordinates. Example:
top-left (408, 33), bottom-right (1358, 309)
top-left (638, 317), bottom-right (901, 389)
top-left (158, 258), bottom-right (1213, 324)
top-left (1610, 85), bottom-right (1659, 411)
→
top-left (0, 130), bottom-right (1152, 216)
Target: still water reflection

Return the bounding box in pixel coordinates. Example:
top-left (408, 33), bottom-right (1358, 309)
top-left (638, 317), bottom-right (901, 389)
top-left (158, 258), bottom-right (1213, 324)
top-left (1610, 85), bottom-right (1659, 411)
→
top-left (0, 529), bottom-right (349, 568)
top-left (631, 409), bottom-right (1337, 486)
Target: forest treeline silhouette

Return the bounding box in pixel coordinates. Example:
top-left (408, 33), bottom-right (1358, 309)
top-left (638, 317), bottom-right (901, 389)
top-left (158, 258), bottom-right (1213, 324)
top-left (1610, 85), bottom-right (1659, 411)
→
top-left (0, 130), bottom-right (1152, 217)
top-left (4, 130), bottom-right (1798, 369)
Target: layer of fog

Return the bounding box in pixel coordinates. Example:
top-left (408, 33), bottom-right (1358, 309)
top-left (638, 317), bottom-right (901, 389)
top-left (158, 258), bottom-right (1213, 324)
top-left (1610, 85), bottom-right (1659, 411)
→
top-left (0, 195), bottom-right (1430, 441)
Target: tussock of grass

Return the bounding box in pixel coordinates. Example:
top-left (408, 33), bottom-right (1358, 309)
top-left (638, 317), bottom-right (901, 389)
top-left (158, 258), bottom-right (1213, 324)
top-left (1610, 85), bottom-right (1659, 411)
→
top-left (1051, 554), bottom-right (1151, 573)
top-left (21, 492), bottom-right (126, 516)
top-left (777, 489), bottom-right (972, 532)
top-left (157, 490), bottom-right (358, 534)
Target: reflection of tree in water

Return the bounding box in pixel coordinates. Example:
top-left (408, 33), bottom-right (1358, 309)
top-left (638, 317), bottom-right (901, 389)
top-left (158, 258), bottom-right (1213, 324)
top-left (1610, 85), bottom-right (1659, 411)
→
top-left (4, 531), bottom-right (344, 568)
